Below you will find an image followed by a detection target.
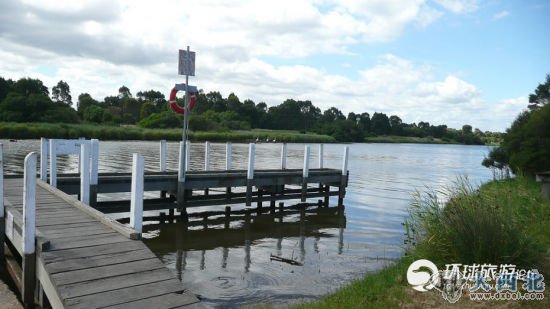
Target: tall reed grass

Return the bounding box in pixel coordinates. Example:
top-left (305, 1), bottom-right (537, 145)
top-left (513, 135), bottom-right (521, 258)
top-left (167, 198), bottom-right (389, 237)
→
top-left (406, 176), bottom-right (549, 270)
top-left (0, 122), bottom-right (336, 143)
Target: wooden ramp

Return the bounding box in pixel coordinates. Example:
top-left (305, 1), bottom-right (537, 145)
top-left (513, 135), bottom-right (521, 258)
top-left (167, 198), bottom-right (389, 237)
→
top-left (2, 177), bottom-right (203, 309)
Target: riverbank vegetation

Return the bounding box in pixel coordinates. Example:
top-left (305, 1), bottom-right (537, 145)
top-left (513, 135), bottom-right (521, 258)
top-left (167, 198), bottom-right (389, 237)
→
top-left (295, 176), bottom-right (550, 308)
top-left (0, 76), bottom-right (500, 144)
top-left (0, 122), bottom-right (335, 143)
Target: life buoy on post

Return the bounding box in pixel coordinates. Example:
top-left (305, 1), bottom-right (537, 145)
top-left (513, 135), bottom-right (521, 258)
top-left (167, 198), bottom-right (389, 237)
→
top-left (169, 85), bottom-right (197, 114)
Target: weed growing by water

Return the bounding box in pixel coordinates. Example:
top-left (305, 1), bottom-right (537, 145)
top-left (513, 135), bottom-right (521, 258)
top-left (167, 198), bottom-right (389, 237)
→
top-left (406, 176), bottom-right (549, 270)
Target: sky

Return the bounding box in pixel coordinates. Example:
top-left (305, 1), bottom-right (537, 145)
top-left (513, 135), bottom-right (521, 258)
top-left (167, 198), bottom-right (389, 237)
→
top-left (0, 0), bottom-right (549, 132)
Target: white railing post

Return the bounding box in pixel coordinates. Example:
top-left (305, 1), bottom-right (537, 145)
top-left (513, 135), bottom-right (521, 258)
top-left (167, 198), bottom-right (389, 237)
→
top-left (246, 143), bottom-right (255, 206)
top-left (40, 138), bottom-right (48, 181)
top-left (342, 146), bottom-right (349, 176)
top-left (90, 139), bottom-right (99, 206)
top-left (22, 152), bottom-right (37, 307)
top-left (159, 140), bottom-right (166, 172)
top-left (338, 146), bottom-right (350, 207)
top-left (303, 145), bottom-right (310, 178)
top-left (185, 141), bottom-right (191, 171)
top-left (49, 139), bottom-right (57, 187)
top-left (281, 143), bottom-right (287, 170)
top-left (318, 144), bottom-right (324, 169)
top-left (226, 142), bottom-right (232, 170)
top-left (0, 144), bottom-right (3, 217)
top-left (130, 153), bottom-right (144, 234)
top-left (0, 144), bottom-right (3, 267)
top-left (247, 143), bottom-right (255, 180)
top-left (80, 142), bottom-right (90, 205)
top-left (225, 142), bottom-right (232, 195)
top-left (204, 141), bottom-right (210, 171)
top-left (301, 145), bottom-right (310, 201)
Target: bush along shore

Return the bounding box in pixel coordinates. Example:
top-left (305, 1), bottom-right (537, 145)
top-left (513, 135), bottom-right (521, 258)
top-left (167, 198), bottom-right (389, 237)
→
top-left (0, 122), bottom-right (335, 143)
top-left (294, 176), bottom-right (550, 308)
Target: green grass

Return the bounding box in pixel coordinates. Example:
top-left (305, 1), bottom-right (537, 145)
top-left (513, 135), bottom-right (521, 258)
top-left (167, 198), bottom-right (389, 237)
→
top-left (292, 177), bottom-right (550, 308)
top-left (0, 122), bottom-right (336, 143)
top-left (364, 135), bottom-right (456, 144)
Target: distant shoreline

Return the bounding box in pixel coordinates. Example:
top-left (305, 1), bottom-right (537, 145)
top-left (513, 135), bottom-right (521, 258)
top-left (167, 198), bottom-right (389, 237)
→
top-left (0, 122), bottom-right (498, 145)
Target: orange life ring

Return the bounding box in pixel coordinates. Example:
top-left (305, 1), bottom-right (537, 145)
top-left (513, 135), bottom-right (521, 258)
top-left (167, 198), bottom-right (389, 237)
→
top-left (169, 85), bottom-right (197, 114)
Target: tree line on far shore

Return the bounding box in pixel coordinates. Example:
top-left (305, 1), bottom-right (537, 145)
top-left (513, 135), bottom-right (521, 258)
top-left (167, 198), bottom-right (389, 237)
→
top-left (0, 76), bottom-right (498, 143)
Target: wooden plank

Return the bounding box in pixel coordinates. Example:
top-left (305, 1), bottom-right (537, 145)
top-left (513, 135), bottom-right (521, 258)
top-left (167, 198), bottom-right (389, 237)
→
top-left (37, 257), bottom-right (65, 308)
top-left (46, 248), bottom-right (155, 274)
top-left (37, 180), bottom-right (140, 240)
top-left (47, 233), bottom-right (131, 251)
top-left (104, 292), bottom-right (200, 309)
top-left (64, 279), bottom-right (185, 309)
top-left (38, 221), bottom-right (105, 232)
top-left (36, 216), bottom-right (97, 227)
top-left (57, 268), bottom-right (176, 299)
top-left (44, 228), bottom-right (116, 240)
top-left (51, 258), bottom-right (163, 285)
top-left (42, 241), bottom-right (145, 263)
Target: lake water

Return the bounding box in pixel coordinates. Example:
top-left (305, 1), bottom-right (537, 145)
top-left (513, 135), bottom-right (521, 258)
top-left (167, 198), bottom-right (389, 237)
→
top-left (0, 140), bottom-right (493, 307)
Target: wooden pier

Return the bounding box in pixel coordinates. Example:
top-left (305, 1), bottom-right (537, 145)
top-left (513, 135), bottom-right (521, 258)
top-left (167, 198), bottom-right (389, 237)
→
top-left (1, 139), bottom-right (350, 308)
top-left (0, 152), bottom-right (202, 308)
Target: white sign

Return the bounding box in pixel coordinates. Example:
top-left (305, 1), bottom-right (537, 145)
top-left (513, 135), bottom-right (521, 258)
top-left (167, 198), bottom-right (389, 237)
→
top-left (6, 212), bottom-right (13, 240)
top-left (178, 49), bottom-right (196, 76)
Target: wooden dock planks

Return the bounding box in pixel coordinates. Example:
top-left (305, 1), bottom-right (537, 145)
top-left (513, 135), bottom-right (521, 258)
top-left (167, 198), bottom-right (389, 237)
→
top-left (3, 178), bottom-right (202, 308)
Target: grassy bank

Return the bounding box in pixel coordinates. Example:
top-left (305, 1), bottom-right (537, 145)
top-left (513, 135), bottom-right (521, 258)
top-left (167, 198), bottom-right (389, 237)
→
top-left (364, 135), bottom-right (456, 144)
top-left (295, 177), bottom-right (550, 308)
top-left (0, 122), bottom-right (335, 143)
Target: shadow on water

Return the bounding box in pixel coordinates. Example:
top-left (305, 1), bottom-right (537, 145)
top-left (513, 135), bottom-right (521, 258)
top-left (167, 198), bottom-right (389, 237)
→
top-left (139, 204), bottom-right (368, 307)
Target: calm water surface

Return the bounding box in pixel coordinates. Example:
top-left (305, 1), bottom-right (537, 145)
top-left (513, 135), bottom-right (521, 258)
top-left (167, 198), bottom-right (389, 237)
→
top-left (0, 140), bottom-right (493, 307)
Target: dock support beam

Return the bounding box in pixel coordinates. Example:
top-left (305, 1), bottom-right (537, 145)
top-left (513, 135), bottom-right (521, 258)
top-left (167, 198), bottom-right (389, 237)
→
top-left (246, 143), bottom-right (255, 206)
top-left (23, 152), bottom-right (37, 308)
top-left (301, 145), bottom-right (310, 202)
top-left (130, 153), bottom-right (144, 236)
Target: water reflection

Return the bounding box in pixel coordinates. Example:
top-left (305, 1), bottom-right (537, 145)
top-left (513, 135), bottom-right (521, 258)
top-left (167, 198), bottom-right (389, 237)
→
top-left (142, 205), bottom-right (352, 307)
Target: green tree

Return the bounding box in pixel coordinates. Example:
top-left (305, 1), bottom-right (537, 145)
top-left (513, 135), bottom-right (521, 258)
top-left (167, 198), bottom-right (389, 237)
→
top-left (483, 74), bottom-right (550, 176)
top-left (12, 78), bottom-right (49, 96)
top-left (322, 107), bottom-right (345, 122)
top-left (83, 105), bottom-right (105, 123)
top-left (51, 80), bottom-right (72, 106)
top-left (462, 124), bottom-right (473, 134)
top-left (0, 77), bottom-right (14, 102)
top-left (528, 74), bottom-right (550, 111)
top-left (370, 112), bottom-right (391, 135)
top-left (389, 115), bottom-right (403, 135)
top-left (140, 102), bottom-right (156, 119)
top-left (77, 93), bottom-right (99, 117)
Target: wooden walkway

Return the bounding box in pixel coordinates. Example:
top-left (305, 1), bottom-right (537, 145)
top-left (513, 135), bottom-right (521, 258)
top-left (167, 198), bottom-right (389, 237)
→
top-left (2, 177), bottom-right (203, 309)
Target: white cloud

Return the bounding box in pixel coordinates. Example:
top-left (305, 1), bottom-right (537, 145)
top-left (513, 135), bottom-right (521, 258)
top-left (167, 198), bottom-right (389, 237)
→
top-left (0, 0), bottom-right (521, 132)
top-left (493, 10), bottom-right (510, 20)
top-left (432, 0), bottom-right (479, 14)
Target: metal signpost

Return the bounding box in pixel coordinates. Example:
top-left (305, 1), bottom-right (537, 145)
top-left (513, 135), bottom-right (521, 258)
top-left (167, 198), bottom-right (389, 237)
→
top-left (177, 46), bottom-right (196, 208)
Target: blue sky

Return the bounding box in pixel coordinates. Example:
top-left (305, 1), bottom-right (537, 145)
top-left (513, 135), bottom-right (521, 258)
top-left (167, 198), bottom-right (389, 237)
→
top-left (0, 0), bottom-right (548, 131)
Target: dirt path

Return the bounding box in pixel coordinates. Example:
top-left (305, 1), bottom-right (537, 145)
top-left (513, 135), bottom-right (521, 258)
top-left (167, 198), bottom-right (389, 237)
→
top-left (0, 278), bottom-right (22, 309)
